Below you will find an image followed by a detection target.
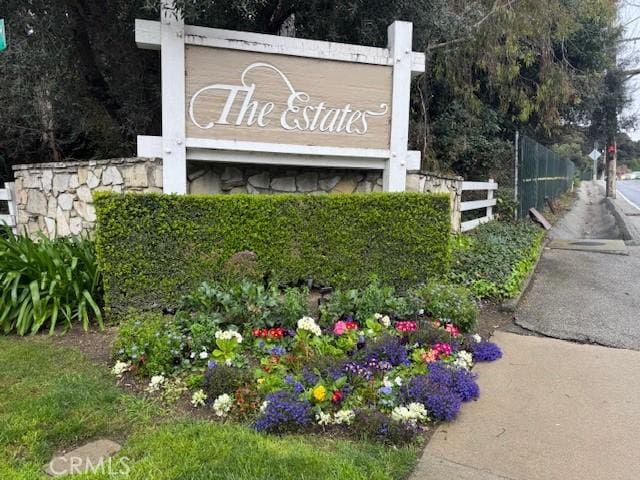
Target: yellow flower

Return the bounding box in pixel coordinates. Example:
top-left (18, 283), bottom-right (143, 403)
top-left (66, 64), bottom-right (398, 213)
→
top-left (257, 378), bottom-right (265, 384)
top-left (312, 385), bottom-right (327, 402)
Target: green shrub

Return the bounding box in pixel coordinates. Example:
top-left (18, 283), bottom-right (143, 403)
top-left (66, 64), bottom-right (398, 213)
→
top-left (203, 363), bottom-right (252, 401)
top-left (94, 192), bottom-right (451, 318)
top-left (319, 282), bottom-right (412, 324)
top-left (113, 312), bottom-right (184, 376)
top-left (410, 282), bottom-right (477, 332)
top-left (449, 221), bottom-right (544, 299)
top-left (178, 280), bottom-right (309, 330)
top-left (277, 286), bottom-right (311, 329)
top-left (0, 229), bottom-right (102, 335)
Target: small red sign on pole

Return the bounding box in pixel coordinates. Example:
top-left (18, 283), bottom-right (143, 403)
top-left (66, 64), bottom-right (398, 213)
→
top-left (607, 144), bottom-right (617, 154)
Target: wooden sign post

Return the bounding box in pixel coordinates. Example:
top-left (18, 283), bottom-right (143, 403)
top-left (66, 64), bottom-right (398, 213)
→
top-left (136, 1), bottom-right (424, 193)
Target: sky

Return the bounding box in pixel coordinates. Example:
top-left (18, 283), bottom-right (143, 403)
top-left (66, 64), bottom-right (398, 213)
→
top-left (620, 0), bottom-right (640, 140)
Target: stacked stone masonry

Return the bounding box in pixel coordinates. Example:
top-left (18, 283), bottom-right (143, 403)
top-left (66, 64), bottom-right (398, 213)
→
top-left (12, 157), bottom-right (463, 237)
top-left (13, 158), bottom-right (163, 237)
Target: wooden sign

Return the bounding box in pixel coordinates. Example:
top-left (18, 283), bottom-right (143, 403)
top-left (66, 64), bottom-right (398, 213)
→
top-left (186, 46), bottom-right (393, 149)
top-left (135, 1), bottom-right (425, 194)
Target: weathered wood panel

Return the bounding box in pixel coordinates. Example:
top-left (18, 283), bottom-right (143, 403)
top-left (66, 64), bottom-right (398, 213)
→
top-left (185, 46), bottom-right (393, 149)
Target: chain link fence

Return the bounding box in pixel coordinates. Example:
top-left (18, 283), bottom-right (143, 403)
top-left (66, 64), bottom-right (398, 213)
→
top-left (516, 133), bottom-right (576, 219)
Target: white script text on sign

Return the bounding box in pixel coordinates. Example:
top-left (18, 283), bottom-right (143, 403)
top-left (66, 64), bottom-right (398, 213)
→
top-left (185, 46), bottom-right (393, 149)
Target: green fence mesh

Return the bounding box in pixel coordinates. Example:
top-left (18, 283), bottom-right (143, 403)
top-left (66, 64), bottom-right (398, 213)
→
top-left (516, 134), bottom-right (576, 219)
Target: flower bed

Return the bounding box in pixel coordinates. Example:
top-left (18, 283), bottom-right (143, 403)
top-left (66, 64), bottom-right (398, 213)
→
top-left (112, 281), bottom-right (501, 444)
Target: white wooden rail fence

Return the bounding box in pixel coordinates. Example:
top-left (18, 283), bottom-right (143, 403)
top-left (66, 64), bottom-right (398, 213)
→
top-left (460, 179), bottom-right (497, 232)
top-left (0, 182), bottom-right (17, 233)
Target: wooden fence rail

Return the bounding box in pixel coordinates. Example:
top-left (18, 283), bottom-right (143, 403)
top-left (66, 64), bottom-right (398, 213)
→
top-left (460, 179), bottom-right (497, 232)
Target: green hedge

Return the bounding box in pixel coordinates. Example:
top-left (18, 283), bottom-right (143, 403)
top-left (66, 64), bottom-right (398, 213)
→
top-left (94, 192), bottom-right (451, 316)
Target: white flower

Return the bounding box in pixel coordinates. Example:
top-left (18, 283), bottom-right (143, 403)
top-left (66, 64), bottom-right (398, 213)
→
top-left (191, 389), bottom-right (207, 407)
top-left (454, 350), bottom-right (474, 371)
top-left (260, 401), bottom-right (270, 414)
top-left (190, 352), bottom-right (196, 359)
top-left (374, 313), bottom-right (383, 320)
top-left (383, 376), bottom-right (394, 389)
top-left (418, 309), bottom-right (425, 315)
top-left (199, 350), bottom-right (209, 360)
top-left (111, 361), bottom-right (131, 377)
top-left (391, 403), bottom-right (429, 425)
top-left (394, 376), bottom-right (403, 387)
top-left (472, 334), bottom-right (482, 343)
top-left (146, 375), bottom-right (166, 393)
top-left (334, 409), bottom-right (355, 425)
top-left (297, 316), bottom-right (322, 336)
top-left (215, 329), bottom-right (243, 344)
top-left (316, 411), bottom-right (333, 426)
top-left (212, 393), bottom-right (233, 417)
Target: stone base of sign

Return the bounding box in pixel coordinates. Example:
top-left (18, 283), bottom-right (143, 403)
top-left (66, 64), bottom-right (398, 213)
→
top-left (12, 158), bottom-right (463, 237)
top-left (187, 162), bottom-right (383, 195)
top-left (44, 439), bottom-right (121, 477)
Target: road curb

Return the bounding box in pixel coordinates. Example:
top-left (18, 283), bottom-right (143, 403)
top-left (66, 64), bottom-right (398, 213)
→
top-left (498, 237), bottom-right (549, 313)
top-left (606, 197), bottom-right (640, 246)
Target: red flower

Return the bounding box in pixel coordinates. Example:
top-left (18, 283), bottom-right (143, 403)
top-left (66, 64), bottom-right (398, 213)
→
top-left (345, 321), bottom-right (359, 330)
top-left (332, 389), bottom-right (343, 404)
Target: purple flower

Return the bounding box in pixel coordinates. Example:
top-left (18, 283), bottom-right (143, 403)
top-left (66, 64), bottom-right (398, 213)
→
top-left (378, 386), bottom-right (393, 395)
top-left (428, 362), bottom-right (479, 402)
top-left (269, 346), bottom-right (287, 356)
top-left (344, 362), bottom-right (373, 380)
top-left (423, 383), bottom-right (462, 421)
top-left (254, 391), bottom-right (313, 433)
top-left (207, 360), bottom-right (217, 369)
top-left (471, 342), bottom-right (503, 362)
top-left (302, 368), bottom-right (319, 386)
top-left (361, 336), bottom-right (409, 367)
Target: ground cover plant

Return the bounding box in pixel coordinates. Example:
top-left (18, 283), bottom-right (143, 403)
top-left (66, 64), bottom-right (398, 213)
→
top-left (94, 192), bottom-right (451, 317)
top-left (449, 221), bottom-right (545, 299)
top-left (0, 228), bottom-right (103, 335)
top-left (113, 280), bottom-right (501, 444)
top-left (0, 337), bottom-right (417, 480)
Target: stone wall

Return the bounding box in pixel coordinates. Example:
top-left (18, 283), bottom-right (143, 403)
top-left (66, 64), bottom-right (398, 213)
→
top-left (12, 158), bottom-right (463, 237)
top-left (13, 158), bottom-right (162, 237)
top-left (188, 163), bottom-right (383, 194)
top-left (407, 171), bottom-right (463, 232)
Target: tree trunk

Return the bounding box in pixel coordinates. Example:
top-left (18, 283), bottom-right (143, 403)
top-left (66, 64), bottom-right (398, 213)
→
top-left (37, 87), bottom-right (62, 162)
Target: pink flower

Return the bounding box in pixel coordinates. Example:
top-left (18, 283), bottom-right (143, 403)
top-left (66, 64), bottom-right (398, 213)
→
top-left (333, 321), bottom-right (347, 336)
top-left (444, 324), bottom-right (461, 337)
top-left (433, 343), bottom-right (453, 357)
top-left (395, 321), bottom-right (417, 333)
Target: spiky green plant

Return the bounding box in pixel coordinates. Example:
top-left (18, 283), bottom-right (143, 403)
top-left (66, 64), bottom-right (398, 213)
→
top-left (0, 227), bottom-right (103, 335)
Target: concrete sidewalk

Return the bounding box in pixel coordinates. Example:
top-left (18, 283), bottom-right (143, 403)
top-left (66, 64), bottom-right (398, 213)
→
top-left (411, 331), bottom-right (640, 480)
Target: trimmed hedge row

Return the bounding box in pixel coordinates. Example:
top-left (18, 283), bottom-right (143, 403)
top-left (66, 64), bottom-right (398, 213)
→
top-left (94, 192), bottom-right (451, 316)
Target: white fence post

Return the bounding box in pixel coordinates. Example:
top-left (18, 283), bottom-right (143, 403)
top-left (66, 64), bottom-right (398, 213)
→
top-left (487, 178), bottom-right (495, 221)
top-left (160, 0), bottom-right (187, 194)
top-left (384, 21), bottom-right (412, 192)
top-left (0, 182), bottom-right (17, 233)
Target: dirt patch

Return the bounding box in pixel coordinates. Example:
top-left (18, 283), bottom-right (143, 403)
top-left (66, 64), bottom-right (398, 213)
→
top-left (48, 324), bottom-right (117, 365)
top-left (476, 302), bottom-right (515, 339)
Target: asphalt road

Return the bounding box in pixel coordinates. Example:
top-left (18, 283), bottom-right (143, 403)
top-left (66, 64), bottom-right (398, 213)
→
top-left (617, 179), bottom-right (640, 210)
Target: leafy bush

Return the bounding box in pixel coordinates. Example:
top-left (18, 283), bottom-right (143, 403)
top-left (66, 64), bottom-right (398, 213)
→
top-left (203, 363), bottom-right (252, 401)
top-left (449, 221), bottom-right (544, 299)
top-left (113, 312), bottom-right (184, 376)
top-left (179, 280), bottom-right (309, 330)
top-left (352, 409), bottom-right (419, 445)
top-left (277, 287), bottom-right (311, 329)
top-left (410, 282), bottom-right (477, 332)
top-left (94, 192), bottom-right (451, 317)
top-left (0, 230), bottom-right (102, 335)
top-left (319, 282), bottom-right (412, 325)
top-left (494, 187), bottom-right (518, 220)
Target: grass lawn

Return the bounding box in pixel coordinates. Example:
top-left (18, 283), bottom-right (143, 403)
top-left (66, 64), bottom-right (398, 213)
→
top-left (0, 337), bottom-right (418, 480)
